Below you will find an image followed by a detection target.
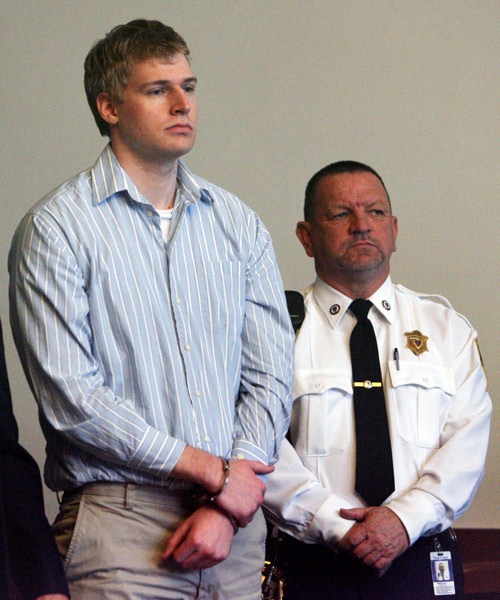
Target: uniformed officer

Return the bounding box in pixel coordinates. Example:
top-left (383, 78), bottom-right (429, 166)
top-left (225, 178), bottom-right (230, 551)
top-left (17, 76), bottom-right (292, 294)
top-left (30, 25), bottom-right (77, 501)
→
top-left (263, 160), bottom-right (491, 600)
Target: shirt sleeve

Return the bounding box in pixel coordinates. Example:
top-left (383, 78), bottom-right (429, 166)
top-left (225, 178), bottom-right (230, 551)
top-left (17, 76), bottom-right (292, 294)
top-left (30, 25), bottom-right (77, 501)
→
top-left (386, 317), bottom-right (492, 545)
top-left (9, 211), bottom-right (186, 482)
top-left (264, 438), bottom-right (355, 549)
top-left (232, 216), bottom-right (294, 464)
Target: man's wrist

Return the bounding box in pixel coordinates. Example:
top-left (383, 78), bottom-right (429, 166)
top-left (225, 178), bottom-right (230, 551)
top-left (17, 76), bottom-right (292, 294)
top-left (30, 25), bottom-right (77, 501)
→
top-left (198, 456), bottom-right (231, 503)
top-left (210, 456), bottom-right (231, 498)
top-left (171, 446), bottom-right (228, 492)
top-left (205, 502), bottom-right (239, 535)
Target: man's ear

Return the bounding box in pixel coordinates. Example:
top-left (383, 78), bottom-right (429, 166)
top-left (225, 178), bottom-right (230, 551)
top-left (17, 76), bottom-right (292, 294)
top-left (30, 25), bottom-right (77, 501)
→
top-left (96, 92), bottom-right (119, 127)
top-left (296, 221), bottom-right (315, 258)
top-left (392, 216), bottom-right (398, 253)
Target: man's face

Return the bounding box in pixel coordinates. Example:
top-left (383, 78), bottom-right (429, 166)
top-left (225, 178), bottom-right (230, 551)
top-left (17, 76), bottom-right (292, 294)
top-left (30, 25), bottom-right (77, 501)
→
top-left (100, 53), bottom-right (198, 165)
top-left (297, 171), bottom-right (398, 289)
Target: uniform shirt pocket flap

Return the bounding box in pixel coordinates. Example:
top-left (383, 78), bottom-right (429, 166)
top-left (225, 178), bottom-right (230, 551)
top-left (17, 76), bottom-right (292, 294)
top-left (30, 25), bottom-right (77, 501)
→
top-left (388, 361), bottom-right (456, 395)
top-left (294, 368), bottom-right (352, 398)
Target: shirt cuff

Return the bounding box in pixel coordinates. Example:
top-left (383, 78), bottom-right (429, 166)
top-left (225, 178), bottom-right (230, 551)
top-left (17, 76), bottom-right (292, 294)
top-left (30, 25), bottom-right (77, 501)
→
top-left (309, 494), bottom-right (357, 551)
top-left (130, 428), bottom-right (186, 478)
top-left (385, 489), bottom-right (446, 545)
top-left (231, 439), bottom-right (269, 463)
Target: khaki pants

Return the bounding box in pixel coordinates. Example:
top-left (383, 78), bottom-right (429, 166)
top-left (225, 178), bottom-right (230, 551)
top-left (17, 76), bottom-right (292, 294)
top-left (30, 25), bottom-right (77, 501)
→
top-left (53, 482), bottom-right (266, 600)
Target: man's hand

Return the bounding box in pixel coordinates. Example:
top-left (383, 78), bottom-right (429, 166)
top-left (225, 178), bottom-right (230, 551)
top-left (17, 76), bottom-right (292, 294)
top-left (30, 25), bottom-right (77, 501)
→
top-left (214, 459), bottom-right (274, 527)
top-left (170, 447), bottom-right (273, 527)
top-left (339, 506), bottom-right (410, 576)
top-left (162, 504), bottom-right (235, 569)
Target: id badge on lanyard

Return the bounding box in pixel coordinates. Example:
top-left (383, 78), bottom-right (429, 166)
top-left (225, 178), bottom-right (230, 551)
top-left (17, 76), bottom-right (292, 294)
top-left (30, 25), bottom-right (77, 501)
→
top-left (430, 535), bottom-right (456, 595)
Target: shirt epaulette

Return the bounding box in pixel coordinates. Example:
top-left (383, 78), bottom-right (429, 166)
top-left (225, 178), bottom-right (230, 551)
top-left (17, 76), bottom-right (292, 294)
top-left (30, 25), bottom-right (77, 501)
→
top-left (394, 284), bottom-right (453, 309)
top-left (394, 284), bottom-right (477, 336)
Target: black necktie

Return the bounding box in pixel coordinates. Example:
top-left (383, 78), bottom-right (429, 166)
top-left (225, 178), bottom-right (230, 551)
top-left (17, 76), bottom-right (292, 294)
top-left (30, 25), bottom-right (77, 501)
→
top-left (349, 299), bottom-right (394, 506)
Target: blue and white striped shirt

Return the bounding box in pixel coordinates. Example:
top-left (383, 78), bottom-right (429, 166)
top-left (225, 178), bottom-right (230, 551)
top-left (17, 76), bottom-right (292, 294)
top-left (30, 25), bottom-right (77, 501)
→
top-left (9, 145), bottom-right (294, 491)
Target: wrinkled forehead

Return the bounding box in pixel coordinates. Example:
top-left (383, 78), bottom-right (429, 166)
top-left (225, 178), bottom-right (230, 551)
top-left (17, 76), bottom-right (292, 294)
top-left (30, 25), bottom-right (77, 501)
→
top-left (316, 172), bottom-right (391, 208)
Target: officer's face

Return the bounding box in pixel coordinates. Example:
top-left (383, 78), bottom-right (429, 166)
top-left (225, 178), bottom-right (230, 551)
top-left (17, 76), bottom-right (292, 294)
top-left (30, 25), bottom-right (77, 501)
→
top-left (296, 171), bottom-right (398, 289)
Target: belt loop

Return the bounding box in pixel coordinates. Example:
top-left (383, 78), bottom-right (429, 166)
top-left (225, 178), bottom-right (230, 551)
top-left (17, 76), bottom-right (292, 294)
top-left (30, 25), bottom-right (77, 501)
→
top-left (125, 483), bottom-right (135, 511)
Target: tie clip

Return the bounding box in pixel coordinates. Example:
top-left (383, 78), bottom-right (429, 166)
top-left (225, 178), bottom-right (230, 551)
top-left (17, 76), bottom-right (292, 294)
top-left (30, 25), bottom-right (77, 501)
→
top-left (353, 380), bottom-right (382, 389)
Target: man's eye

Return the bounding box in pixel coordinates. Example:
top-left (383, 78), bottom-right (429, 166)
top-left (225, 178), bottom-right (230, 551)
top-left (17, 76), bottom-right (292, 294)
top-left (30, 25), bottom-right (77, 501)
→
top-left (148, 88), bottom-right (164, 96)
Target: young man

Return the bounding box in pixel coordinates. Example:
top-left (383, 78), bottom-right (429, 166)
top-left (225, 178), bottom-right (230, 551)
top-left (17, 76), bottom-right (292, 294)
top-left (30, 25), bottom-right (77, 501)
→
top-left (9, 20), bottom-right (293, 599)
top-left (264, 161), bottom-right (491, 599)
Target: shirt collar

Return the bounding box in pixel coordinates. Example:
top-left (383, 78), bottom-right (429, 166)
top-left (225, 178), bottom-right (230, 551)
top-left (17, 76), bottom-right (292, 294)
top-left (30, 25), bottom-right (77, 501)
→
top-left (312, 275), bottom-right (395, 328)
top-left (90, 145), bottom-right (141, 207)
top-left (90, 144), bottom-right (213, 207)
top-left (368, 277), bottom-right (396, 324)
top-left (176, 160), bottom-right (213, 206)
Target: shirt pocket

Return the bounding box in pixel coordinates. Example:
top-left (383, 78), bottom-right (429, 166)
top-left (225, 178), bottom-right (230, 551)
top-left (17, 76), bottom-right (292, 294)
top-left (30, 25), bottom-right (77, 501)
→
top-left (292, 368), bottom-right (353, 457)
top-left (198, 260), bottom-right (245, 335)
top-left (388, 361), bottom-right (455, 448)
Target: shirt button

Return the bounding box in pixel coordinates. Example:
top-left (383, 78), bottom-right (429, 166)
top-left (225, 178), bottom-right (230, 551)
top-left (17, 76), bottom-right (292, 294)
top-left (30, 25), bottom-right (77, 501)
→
top-left (185, 344), bottom-right (191, 351)
top-left (146, 210), bottom-right (154, 218)
top-left (236, 453), bottom-right (244, 460)
top-left (195, 390), bottom-right (201, 396)
top-left (204, 435), bottom-right (211, 442)
top-left (176, 298), bottom-right (182, 304)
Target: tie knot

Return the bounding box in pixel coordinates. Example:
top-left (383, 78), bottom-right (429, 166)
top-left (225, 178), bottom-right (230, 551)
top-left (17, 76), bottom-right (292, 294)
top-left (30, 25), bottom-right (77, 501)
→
top-left (349, 298), bottom-right (372, 320)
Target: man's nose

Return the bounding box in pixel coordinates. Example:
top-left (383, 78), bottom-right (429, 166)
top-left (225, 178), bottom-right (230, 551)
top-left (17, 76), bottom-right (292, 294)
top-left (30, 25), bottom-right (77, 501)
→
top-left (349, 211), bottom-right (370, 234)
top-left (171, 88), bottom-right (190, 113)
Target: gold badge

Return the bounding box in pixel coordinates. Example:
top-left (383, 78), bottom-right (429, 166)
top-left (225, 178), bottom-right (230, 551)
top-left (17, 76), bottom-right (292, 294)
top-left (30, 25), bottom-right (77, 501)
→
top-left (404, 330), bottom-right (429, 356)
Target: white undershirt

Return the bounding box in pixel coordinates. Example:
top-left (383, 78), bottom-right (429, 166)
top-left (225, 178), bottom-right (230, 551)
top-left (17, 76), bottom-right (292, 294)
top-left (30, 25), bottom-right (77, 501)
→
top-left (157, 207), bottom-right (174, 242)
top-left (156, 187), bottom-right (180, 242)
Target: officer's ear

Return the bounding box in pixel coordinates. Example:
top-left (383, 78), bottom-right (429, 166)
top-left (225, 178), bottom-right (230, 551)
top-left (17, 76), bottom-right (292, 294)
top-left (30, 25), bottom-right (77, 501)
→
top-left (391, 216), bottom-right (398, 253)
top-left (296, 221), bottom-right (315, 258)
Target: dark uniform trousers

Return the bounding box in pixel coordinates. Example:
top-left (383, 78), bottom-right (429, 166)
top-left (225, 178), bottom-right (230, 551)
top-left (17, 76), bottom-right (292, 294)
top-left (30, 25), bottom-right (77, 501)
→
top-left (280, 529), bottom-right (464, 600)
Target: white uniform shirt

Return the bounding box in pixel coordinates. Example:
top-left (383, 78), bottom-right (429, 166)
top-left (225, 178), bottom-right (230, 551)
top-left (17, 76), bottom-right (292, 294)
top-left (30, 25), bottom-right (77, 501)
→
top-left (264, 276), bottom-right (491, 549)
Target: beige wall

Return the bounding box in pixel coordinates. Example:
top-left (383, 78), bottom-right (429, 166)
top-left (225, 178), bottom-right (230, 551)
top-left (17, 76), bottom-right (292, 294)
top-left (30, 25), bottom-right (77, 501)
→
top-left (1, 0), bottom-right (498, 525)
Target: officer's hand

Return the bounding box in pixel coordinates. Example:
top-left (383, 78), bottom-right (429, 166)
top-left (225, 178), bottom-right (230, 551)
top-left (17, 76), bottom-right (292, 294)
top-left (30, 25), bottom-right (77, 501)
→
top-left (339, 506), bottom-right (410, 576)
